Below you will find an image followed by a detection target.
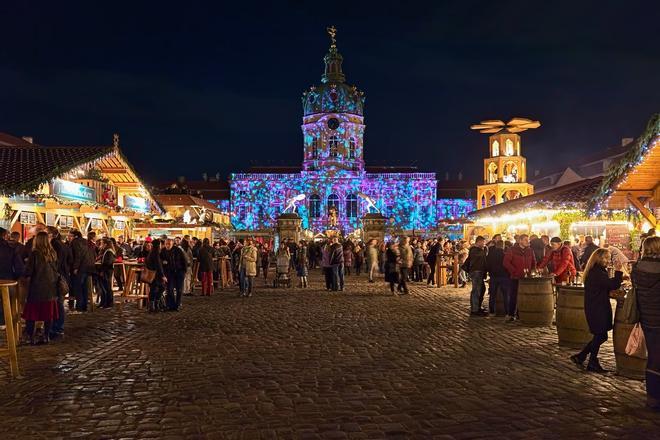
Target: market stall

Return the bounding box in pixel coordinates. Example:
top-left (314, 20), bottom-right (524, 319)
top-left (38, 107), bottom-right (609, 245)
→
top-left (133, 194), bottom-right (231, 241)
top-left (0, 134), bottom-right (162, 239)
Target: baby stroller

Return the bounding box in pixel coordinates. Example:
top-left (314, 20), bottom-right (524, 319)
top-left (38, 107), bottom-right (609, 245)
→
top-left (273, 252), bottom-right (292, 288)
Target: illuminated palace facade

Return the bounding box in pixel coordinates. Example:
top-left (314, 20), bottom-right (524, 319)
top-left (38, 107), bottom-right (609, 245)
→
top-left (230, 37), bottom-right (441, 234)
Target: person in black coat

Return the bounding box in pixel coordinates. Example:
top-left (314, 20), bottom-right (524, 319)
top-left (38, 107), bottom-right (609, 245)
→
top-left (97, 238), bottom-right (116, 308)
top-left (631, 236), bottom-right (660, 410)
top-left (0, 227), bottom-right (24, 326)
top-left (426, 238), bottom-right (442, 286)
top-left (570, 248), bottom-right (623, 373)
top-left (161, 238), bottom-right (188, 310)
top-left (486, 240), bottom-right (510, 315)
top-left (145, 239), bottom-right (166, 312)
top-left (68, 229), bottom-right (95, 312)
top-left (384, 242), bottom-right (400, 294)
top-left (198, 238), bottom-right (215, 296)
top-left (48, 226), bottom-right (72, 337)
top-left (579, 235), bottom-right (600, 270)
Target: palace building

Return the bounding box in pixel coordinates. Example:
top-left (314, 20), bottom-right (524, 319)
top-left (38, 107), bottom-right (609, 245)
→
top-left (229, 31), bottom-right (440, 236)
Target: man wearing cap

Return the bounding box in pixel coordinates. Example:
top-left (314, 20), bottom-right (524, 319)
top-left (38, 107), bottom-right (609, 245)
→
top-left (538, 236), bottom-right (577, 284)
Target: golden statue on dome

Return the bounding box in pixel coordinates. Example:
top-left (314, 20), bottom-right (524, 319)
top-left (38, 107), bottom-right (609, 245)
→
top-left (327, 25), bottom-right (337, 48)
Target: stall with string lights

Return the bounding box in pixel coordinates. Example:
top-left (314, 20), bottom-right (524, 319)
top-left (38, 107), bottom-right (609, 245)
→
top-left (0, 134), bottom-right (161, 240)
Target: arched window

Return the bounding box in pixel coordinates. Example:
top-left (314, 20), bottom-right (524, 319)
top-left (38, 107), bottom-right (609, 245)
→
top-left (505, 139), bottom-right (514, 156)
top-left (311, 137), bottom-right (319, 159)
top-left (487, 162), bottom-right (498, 183)
top-left (309, 194), bottom-right (321, 218)
top-left (348, 138), bottom-right (356, 159)
top-left (345, 193), bottom-right (358, 218)
top-left (503, 162), bottom-right (519, 183)
top-left (328, 135), bottom-right (340, 158)
top-left (327, 194), bottom-right (339, 215)
top-left (492, 140), bottom-right (500, 157)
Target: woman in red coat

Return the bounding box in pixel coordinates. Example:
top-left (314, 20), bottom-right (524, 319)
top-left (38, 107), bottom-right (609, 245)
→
top-left (570, 248), bottom-right (623, 373)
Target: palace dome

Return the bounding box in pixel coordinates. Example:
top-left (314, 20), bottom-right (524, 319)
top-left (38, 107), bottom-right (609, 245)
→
top-left (302, 43), bottom-right (365, 117)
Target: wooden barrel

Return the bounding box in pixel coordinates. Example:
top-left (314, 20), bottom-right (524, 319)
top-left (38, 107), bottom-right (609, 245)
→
top-left (613, 299), bottom-right (647, 380)
top-left (556, 286), bottom-right (592, 347)
top-left (517, 277), bottom-right (555, 326)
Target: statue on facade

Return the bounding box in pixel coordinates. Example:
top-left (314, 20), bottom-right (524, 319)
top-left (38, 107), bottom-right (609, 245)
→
top-left (328, 206), bottom-right (338, 227)
top-left (284, 194), bottom-right (306, 214)
top-left (357, 192), bottom-right (380, 213)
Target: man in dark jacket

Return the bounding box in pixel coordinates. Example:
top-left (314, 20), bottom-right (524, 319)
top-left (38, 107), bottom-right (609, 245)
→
top-left (426, 238), bottom-right (442, 286)
top-left (48, 226), bottom-right (72, 337)
top-left (161, 238), bottom-right (189, 310)
top-left (69, 229), bottom-right (95, 312)
top-left (529, 234), bottom-right (548, 264)
top-left (486, 240), bottom-right (509, 315)
top-left (503, 234), bottom-right (536, 321)
top-left (579, 235), bottom-right (600, 270)
top-left (0, 227), bottom-right (24, 326)
top-left (466, 236), bottom-right (488, 316)
top-left (329, 237), bottom-right (344, 291)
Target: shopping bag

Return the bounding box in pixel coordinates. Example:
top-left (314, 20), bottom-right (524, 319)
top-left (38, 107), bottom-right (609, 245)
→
top-left (625, 323), bottom-right (648, 359)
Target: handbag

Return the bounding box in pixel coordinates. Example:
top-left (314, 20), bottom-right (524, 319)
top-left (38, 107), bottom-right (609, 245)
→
top-left (50, 261), bottom-right (69, 297)
top-left (57, 275), bottom-right (69, 297)
top-left (140, 268), bottom-right (156, 284)
top-left (625, 323), bottom-right (648, 359)
top-left (621, 286), bottom-right (640, 324)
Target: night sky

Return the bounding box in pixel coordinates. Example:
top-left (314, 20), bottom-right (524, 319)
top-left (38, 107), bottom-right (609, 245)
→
top-left (1, 1), bottom-right (659, 185)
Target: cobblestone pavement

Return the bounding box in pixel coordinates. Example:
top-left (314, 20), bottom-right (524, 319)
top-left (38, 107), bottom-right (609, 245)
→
top-left (1, 270), bottom-right (659, 439)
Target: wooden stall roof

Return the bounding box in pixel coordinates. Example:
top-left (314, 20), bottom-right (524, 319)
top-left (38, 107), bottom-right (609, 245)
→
top-left (587, 114), bottom-right (660, 225)
top-left (469, 177), bottom-right (604, 219)
top-left (155, 194), bottom-right (222, 213)
top-left (0, 133), bottom-right (162, 214)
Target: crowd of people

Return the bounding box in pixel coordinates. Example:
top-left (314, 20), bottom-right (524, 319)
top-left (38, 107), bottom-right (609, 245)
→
top-left (1, 223), bottom-right (657, 409)
top-left (459, 230), bottom-right (659, 410)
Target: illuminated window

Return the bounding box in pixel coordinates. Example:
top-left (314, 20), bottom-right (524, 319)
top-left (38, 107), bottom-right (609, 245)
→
top-left (345, 193), bottom-right (358, 218)
top-left (311, 137), bottom-right (319, 159)
top-left (309, 194), bottom-right (321, 218)
top-left (492, 140), bottom-right (500, 157)
top-left (348, 138), bottom-right (356, 159)
top-left (503, 162), bottom-right (519, 182)
top-left (505, 139), bottom-right (514, 156)
top-left (487, 162), bottom-right (498, 183)
top-left (327, 194), bottom-right (339, 214)
top-left (328, 136), bottom-right (340, 158)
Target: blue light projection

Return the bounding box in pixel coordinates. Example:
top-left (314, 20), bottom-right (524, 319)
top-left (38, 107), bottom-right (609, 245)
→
top-left (223, 31), bottom-right (480, 235)
top-left (229, 171), bottom-right (438, 233)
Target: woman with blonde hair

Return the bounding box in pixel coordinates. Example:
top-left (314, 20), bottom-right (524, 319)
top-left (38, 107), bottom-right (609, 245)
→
top-left (22, 231), bottom-right (60, 344)
top-left (570, 248), bottom-right (624, 372)
top-left (631, 236), bottom-right (660, 410)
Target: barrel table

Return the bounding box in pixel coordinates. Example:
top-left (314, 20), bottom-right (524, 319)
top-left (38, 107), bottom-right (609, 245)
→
top-left (556, 285), bottom-right (592, 347)
top-left (517, 277), bottom-right (555, 326)
top-left (613, 298), bottom-right (647, 380)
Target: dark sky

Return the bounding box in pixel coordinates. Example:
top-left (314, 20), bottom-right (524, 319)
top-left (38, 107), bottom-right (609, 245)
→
top-left (1, 1), bottom-right (659, 185)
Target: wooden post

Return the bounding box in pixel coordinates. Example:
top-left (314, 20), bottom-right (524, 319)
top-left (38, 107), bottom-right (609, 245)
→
top-left (0, 280), bottom-right (19, 378)
top-left (453, 253), bottom-right (459, 288)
